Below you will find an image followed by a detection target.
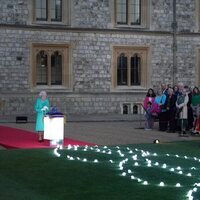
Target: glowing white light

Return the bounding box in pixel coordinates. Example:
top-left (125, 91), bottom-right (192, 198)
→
top-left (187, 173), bottom-right (192, 177)
top-left (187, 190), bottom-right (193, 200)
top-left (162, 164), bottom-right (167, 168)
top-left (119, 167), bottom-right (123, 170)
top-left (178, 171), bottom-right (183, 174)
top-left (69, 157), bottom-right (74, 160)
top-left (84, 145), bottom-right (88, 148)
top-left (108, 151), bottom-right (112, 155)
top-left (193, 187), bottom-right (197, 192)
top-left (176, 183), bottom-right (181, 187)
top-left (116, 146), bottom-right (120, 149)
top-left (166, 154), bottom-right (170, 156)
top-left (53, 148), bottom-right (61, 157)
top-left (83, 149), bottom-right (87, 151)
top-left (126, 147), bottom-right (130, 150)
top-left (120, 154), bottom-right (125, 157)
top-left (134, 162), bottom-right (139, 166)
top-left (93, 159), bottom-right (98, 163)
top-left (77, 157), bottom-right (80, 160)
top-left (129, 150), bottom-right (133, 154)
top-left (128, 169), bottom-right (132, 174)
top-left (194, 183), bottom-right (200, 187)
top-left (102, 150), bottom-right (106, 153)
top-left (176, 166), bottom-right (181, 170)
top-left (143, 181), bottom-right (148, 185)
top-left (184, 156), bottom-right (188, 159)
top-left (94, 145), bottom-right (98, 148)
top-left (191, 167), bottom-right (196, 170)
top-left (135, 148), bottom-right (139, 151)
top-left (147, 163), bottom-right (152, 167)
top-left (83, 158), bottom-right (87, 162)
top-left (131, 175), bottom-right (135, 179)
top-left (103, 146), bottom-right (107, 149)
top-left (155, 162), bottom-right (159, 166)
top-left (170, 168), bottom-right (175, 172)
top-left (67, 145), bottom-right (72, 150)
top-left (137, 178), bottom-right (142, 182)
top-left (159, 182), bottom-right (165, 187)
top-left (176, 155), bottom-right (179, 158)
top-left (90, 147), bottom-right (94, 150)
top-left (122, 172), bottom-right (126, 176)
top-left (194, 157), bottom-right (197, 160)
top-left (132, 155), bottom-right (137, 160)
top-left (153, 153), bottom-right (157, 156)
top-left (125, 158), bottom-right (128, 162)
top-left (109, 160), bottom-right (113, 163)
top-left (96, 149), bottom-right (101, 152)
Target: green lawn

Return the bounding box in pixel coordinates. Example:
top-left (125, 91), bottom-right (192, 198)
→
top-left (0, 141), bottom-right (200, 200)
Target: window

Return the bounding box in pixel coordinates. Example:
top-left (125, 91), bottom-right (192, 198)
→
top-left (32, 44), bottom-right (71, 88)
top-left (112, 46), bottom-right (149, 89)
top-left (33, 0), bottom-right (70, 24)
top-left (115, 0), bottom-right (148, 28)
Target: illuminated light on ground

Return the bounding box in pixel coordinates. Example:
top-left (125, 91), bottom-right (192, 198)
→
top-left (76, 157), bottom-right (80, 160)
top-left (131, 175), bottom-right (135, 179)
top-left (122, 172), bottom-right (126, 176)
top-left (53, 148), bottom-right (61, 157)
top-left (194, 157), bottom-right (197, 161)
top-left (93, 159), bottom-right (98, 163)
top-left (191, 167), bottom-right (196, 170)
top-left (194, 183), bottom-right (200, 187)
top-left (187, 190), bottom-right (193, 200)
top-left (176, 155), bottom-right (179, 158)
top-left (116, 146), bottom-right (120, 149)
top-left (108, 151), bottom-right (112, 155)
top-left (143, 181), bottom-right (148, 185)
top-left (69, 157), bottom-right (74, 160)
top-left (83, 149), bottom-right (87, 151)
top-left (147, 163), bottom-right (152, 167)
top-left (119, 167), bottom-right (123, 170)
top-left (83, 158), bottom-right (87, 162)
top-left (153, 153), bottom-right (157, 156)
top-left (176, 183), bottom-right (181, 187)
top-left (135, 148), bottom-right (139, 151)
top-left (159, 182), bottom-right (165, 187)
top-left (187, 173), bottom-right (192, 177)
top-left (96, 149), bottom-right (101, 152)
top-left (128, 169), bottom-right (132, 174)
top-left (132, 155), bottom-right (137, 160)
top-left (184, 156), bottom-right (188, 159)
top-left (109, 160), bottom-right (113, 163)
top-left (137, 178), bottom-right (142, 182)
top-left (134, 162), bottom-right (139, 166)
top-left (193, 187), bottom-right (197, 192)
top-left (104, 146), bottom-right (108, 149)
top-left (154, 162), bottom-right (159, 166)
top-left (67, 145), bottom-right (72, 150)
top-left (177, 166), bottom-right (181, 170)
top-left (162, 164), bottom-right (167, 169)
top-left (102, 150), bottom-right (106, 153)
top-left (126, 147), bottom-right (130, 150)
top-left (170, 168), bottom-right (175, 172)
top-left (129, 150), bottom-right (133, 154)
top-left (178, 171), bottom-right (183, 175)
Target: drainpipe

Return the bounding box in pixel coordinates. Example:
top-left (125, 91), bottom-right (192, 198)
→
top-left (172, 0), bottom-right (177, 85)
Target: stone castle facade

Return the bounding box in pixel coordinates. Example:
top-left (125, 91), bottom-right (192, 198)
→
top-left (0, 0), bottom-right (200, 119)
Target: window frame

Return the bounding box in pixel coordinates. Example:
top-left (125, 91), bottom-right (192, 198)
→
top-left (31, 43), bottom-right (71, 90)
top-left (112, 46), bottom-right (150, 90)
top-left (114, 0), bottom-right (149, 28)
top-left (32, 0), bottom-right (70, 25)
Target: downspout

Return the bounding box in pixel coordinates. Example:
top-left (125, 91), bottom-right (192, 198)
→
top-left (172, 0), bottom-right (177, 85)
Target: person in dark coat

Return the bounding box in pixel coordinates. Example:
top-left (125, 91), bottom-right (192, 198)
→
top-left (165, 88), bottom-right (177, 132)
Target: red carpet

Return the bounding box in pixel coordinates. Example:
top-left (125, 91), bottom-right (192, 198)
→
top-left (0, 125), bottom-right (95, 149)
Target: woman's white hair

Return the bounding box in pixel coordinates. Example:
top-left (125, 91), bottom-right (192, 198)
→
top-left (39, 90), bottom-right (47, 97)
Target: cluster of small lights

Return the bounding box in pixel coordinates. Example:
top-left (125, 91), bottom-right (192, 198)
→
top-left (53, 145), bottom-right (200, 200)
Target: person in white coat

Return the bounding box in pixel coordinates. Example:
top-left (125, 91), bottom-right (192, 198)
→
top-left (176, 88), bottom-right (189, 136)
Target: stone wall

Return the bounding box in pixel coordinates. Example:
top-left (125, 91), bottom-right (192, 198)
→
top-left (0, 0), bottom-right (200, 117)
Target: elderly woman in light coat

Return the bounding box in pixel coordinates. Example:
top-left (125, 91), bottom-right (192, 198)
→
top-left (176, 88), bottom-right (189, 136)
top-left (34, 91), bottom-right (50, 142)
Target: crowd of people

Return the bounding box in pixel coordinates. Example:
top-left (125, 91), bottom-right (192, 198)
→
top-left (143, 83), bottom-right (200, 136)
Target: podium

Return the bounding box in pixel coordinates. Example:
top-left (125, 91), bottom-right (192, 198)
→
top-left (44, 115), bottom-right (65, 146)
